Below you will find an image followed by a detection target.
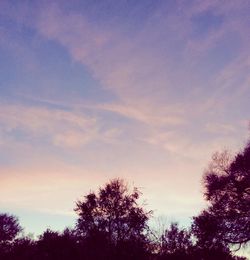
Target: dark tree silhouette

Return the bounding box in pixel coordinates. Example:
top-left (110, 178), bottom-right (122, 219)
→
top-left (0, 213), bottom-right (22, 244)
top-left (192, 210), bottom-right (226, 248)
top-left (201, 142), bottom-right (250, 248)
top-left (158, 222), bottom-right (242, 260)
top-left (75, 178), bottom-right (152, 259)
top-left (10, 237), bottom-right (36, 260)
top-left (36, 228), bottom-right (79, 260)
top-left (0, 213), bottom-right (23, 259)
top-left (159, 222), bottom-right (193, 259)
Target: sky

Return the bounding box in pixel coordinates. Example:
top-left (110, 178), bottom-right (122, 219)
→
top-left (0, 0), bottom-right (250, 238)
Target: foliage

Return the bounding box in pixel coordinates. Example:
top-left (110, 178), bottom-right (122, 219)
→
top-left (200, 142), bottom-right (250, 247)
top-left (9, 237), bottom-right (36, 260)
top-left (0, 213), bottom-right (22, 259)
top-left (36, 228), bottom-right (79, 260)
top-left (0, 213), bottom-right (22, 243)
top-left (159, 222), bottom-right (193, 259)
top-left (192, 209), bottom-right (227, 247)
top-left (75, 179), bottom-right (151, 241)
top-left (75, 178), bottom-right (152, 259)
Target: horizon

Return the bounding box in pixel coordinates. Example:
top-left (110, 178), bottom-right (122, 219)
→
top-left (0, 0), bottom-right (250, 246)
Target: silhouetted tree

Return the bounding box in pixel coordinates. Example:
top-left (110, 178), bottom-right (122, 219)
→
top-left (0, 213), bottom-right (22, 244)
top-left (159, 222), bottom-right (193, 259)
top-left (157, 221), bottom-right (242, 260)
top-left (200, 141), bottom-right (250, 248)
top-left (75, 178), bottom-right (152, 259)
top-left (10, 237), bottom-right (36, 260)
top-left (36, 228), bottom-right (79, 260)
top-left (0, 213), bottom-right (22, 259)
top-left (192, 210), bottom-right (224, 246)
top-left (192, 210), bottom-right (232, 258)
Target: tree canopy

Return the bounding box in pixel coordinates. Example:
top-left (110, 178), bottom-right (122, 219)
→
top-left (194, 141), bottom-right (250, 248)
top-left (0, 213), bottom-right (22, 244)
top-left (159, 222), bottom-right (192, 259)
top-left (74, 178), bottom-right (152, 259)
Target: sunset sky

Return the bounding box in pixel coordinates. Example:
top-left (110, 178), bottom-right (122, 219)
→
top-left (0, 0), bottom-right (250, 236)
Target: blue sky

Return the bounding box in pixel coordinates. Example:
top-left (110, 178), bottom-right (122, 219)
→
top-left (0, 0), bottom-right (250, 241)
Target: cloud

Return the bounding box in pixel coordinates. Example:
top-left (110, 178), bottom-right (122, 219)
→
top-left (143, 128), bottom-right (242, 163)
top-left (2, 0), bottom-right (249, 129)
top-left (205, 122), bottom-right (235, 134)
top-left (0, 103), bottom-right (98, 148)
top-left (95, 103), bottom-right (186, 126)
top-left (214, 54), bottom-right (250, 98)
top-left (31, 3), bottom-right (190, 126)
top-left (3, 0), bottom-right (245, 162)
top-left (0, 1), bottom-right (248, 167)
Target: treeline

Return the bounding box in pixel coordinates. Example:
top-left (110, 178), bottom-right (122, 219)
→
top-left (0, 140), bottom-right (249, 260)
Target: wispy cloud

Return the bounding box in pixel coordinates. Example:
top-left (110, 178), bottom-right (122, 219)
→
top-left (30, 3), bottom-right (190, 126)
top-left (95, 103), bottom-right (186, 126)
top-left (0, 103), bottom-right (98, 148)
top-left (1, 0), bottom-right (248, 165)
top-left (2, 0), bottom-right (249, 128)
top-left (205, 122), bottom-right (235, 134)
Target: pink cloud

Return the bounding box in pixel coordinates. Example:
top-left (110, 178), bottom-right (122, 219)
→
top-left (30, 4), bottom-right (190, 128)
top-left (0, 103), bottom-right (98, 148)
top-left (205, 122), bottom-right (235, 134)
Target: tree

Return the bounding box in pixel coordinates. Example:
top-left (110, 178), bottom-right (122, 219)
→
top-left (10, 237), bottom-right (36, 260)
top-left (0, 213), bottom-right (22, 244)
top-left (36, 228), bottom-right (79, 260)
top-left (75, 178), bottom-right (152, 259)
top-left (192, 210), bottom-right (225, 248)
top-left (159, 222), bottom-right (193, 259)
top-left (196, 140), bottom-right (250, 248)
top-left (0, 213), bottom-right (22, 259)
top-left (191, 212), bottom-right (246, 260)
